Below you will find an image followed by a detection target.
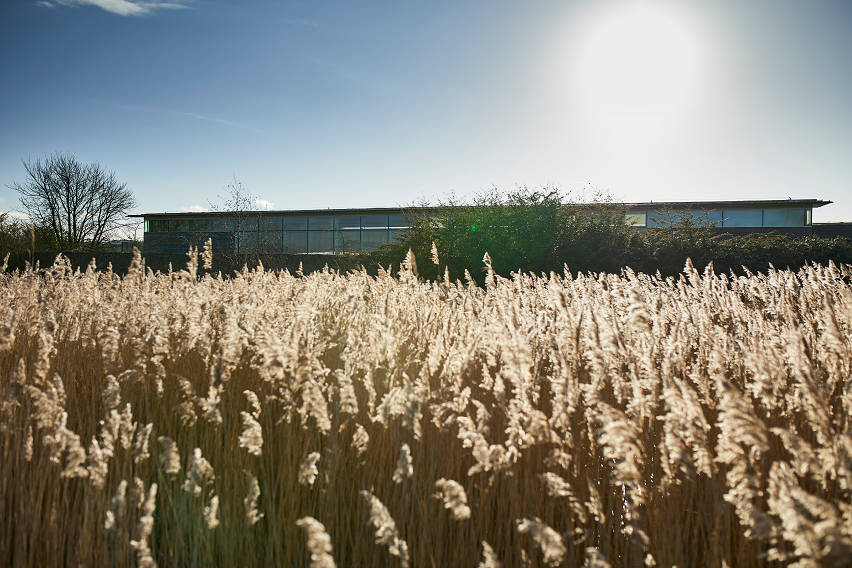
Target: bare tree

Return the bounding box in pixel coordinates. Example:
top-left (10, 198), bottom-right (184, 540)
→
top-left (8, 153), bottom-right (136, 250)
top-left (209, 175), bottom-right (275, 258)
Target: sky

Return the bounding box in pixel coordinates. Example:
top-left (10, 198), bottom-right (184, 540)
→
top-left (1, 0), bottom-right (850, 221)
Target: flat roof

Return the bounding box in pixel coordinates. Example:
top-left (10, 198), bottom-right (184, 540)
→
top-left (132, 198), bottom-right (832, 217)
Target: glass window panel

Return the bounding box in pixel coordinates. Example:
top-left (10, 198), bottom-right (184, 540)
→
top-left (335, 215), bottom-right (361, 230)
top-left (390, 229), bottom-right (406, 242)
top-left (763, 208), bottom-right (805, 227)
top-left (239, 217), bottom-right (259, 231)
top-left (171, 219), bottom-right (189, 232)
top-left (209, 217), bottom-right (236, 232)
top-left (805, 208), bottom-right (812, 226)
top-left (335, 229), bottom-right (361, 252)
top-left (645, 211), bottom-right (670, 228)
top-left (187, 219), bottom-right (207, 232)
top-left (647, 209), bottom-right (722, 227)
top-left (308, 230), bottom-right (333, 253)
top-left (361, 214), bottom-right (388, 228)
top-left (284, 230), bottom-right (308, 254)
top-left (723, 209), bottom-right (763, 227)
top-left (687, 209), bottom-right (723, 226)
top-left (148, 219), bottom-right (169, 232)
top-left (283, 216), bottom-right (308, 230)
top-left (388, 214), bottom-right (408, 228)
top-left (308, 216), bottom-right (333, 230)
top-left (625, 212), bottom-right (646, 227)
top-left (237, 231), bottom-right (260, 254)
top-left (362, 228), bottom-right (389, 250)
top-left (259, 231), bottom-right (283, 252)
top-left (260, 216), bottom-right (283, 231)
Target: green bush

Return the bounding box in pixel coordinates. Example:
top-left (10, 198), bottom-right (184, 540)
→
top-left (377, 188), bottom-right (852, 281)
top-left (384, 189), bottom-right (563, 283)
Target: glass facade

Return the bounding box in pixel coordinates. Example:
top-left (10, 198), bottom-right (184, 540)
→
top-left (284, 230), bottom-right (308, 254)
top-left (308, 230), bottom-right (334, 253)
top-left (335, 229), bottom-right (361, 252)
top-left (625, 213), bottom-right (646, 227)
top-left (362, 229), bottom-right (390, 250)
top-left (722, 209), bottom-right (763, 227)
top-left (144, 213), bottom-right (409, 253)
top-left (763, 208), bottom-right (805, 227)
top-left (283, 216), bottom-right (308, 230)
top-left (624, 207), bottom-right (813, 228)
top-left (646, 209), bottom-right (723, 227)
top-left (143, 204), bottom-right (816, 253)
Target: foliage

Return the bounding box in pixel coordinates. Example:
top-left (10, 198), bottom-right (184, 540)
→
top-left (387, 188), bottom-right (565, 282)
top-left (0, 212), bottom-right (57, 256)
top-left (551, 203), bottom-right (642, 274)
top-left (384, 188), bottom-right (852, 280)
top-left (8, 153), bottom-right (136, 250)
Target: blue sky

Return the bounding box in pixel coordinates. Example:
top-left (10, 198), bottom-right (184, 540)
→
top-left (1, 0), bottom-right (850, 221)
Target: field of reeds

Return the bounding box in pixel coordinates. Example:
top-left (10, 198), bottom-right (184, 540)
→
top-left (1, 248), bottom-right (850, 567)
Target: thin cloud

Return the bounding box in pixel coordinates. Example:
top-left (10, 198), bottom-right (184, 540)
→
top-left (108, 102), bottom-right (265, 134)
top-left (253, 199), bottom-right (274, 211)
top-left (171, 110), bottom-right (243, 129)
top-left (180, 205), bottom-right (208, 213)
top-left (37, 0), bottom-right (190, 17)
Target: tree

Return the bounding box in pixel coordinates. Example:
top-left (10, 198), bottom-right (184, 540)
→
top-left (8, 153), bottom-right (136, 250)
top-left (208, 175), bottom-right (275, 260)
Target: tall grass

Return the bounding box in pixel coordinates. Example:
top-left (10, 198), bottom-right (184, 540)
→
top-left (0, 250), bottom-right (850, 567)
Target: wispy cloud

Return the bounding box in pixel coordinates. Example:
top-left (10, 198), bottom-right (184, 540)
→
top-left (253, 198), bottom-right (274, 210)
top-left (170, 110), bottom-right (244, 129)
top-left (37, 0), bottom-right (190, 17)
top-left (109, 102), bottom-right (265, 134)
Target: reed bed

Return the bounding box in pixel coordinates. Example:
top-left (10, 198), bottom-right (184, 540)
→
top-left (0, 249), bottom-right (850, 567)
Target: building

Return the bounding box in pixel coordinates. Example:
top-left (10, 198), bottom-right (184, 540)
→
top-left (134, 198), bottom-right (832, 255)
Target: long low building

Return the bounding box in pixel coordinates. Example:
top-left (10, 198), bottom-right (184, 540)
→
top-left (134, 198), bottom-right (831, 255)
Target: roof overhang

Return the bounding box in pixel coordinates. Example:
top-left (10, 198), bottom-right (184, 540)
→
top-left (131, 199), bottom-right (833, 218)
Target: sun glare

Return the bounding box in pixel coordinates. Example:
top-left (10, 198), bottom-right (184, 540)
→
top-left (575, 3), bottom-right (701, 146)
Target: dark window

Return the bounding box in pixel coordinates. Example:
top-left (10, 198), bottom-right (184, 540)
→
top-left (308, 230), bottom-right (333, 253)
top-left (237, 231), bottom-right (260, 254)
top-left (260, 216), bottom-right (284, 231)
top-left (763, 208), bottom-right (805, 227)
top-left (361, 214), bottom-right (388, 228)
top-left (147, 219), bottom-right (169, 232)
top-left (239, 217), bottom-right (260, 231)
top-left (335, 215), bottom-right (361, 230)
top-left (335, 229), bottom-right (361, 252)
top-left (283, 216), bottom-right (308, 230)
top-left (723, 209), bottom-right (763, 227)
top-left (209, 217), bottom-right (236, 232)
top-left (388, 214), bottom-right (408, 228)
top-left (187, 219), bottom-right (208, 232)
top-left (362, 228), bottom-right (389, 250)
top-left (308, 216), bottom-right (333, 230)
top-left (284, 230), bottom-right (308, 254)
top-left (259, 231), bottom-right (283, 252)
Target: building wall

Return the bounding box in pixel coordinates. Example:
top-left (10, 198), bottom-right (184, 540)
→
top-left (142, 204), bottom-right (822, 254)
top-left (626, 206), bottom-right (813, 228)
top-left (144, 231), bottom-right (235, 254)
top-left (144, 212), bottom-right (408, 254)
